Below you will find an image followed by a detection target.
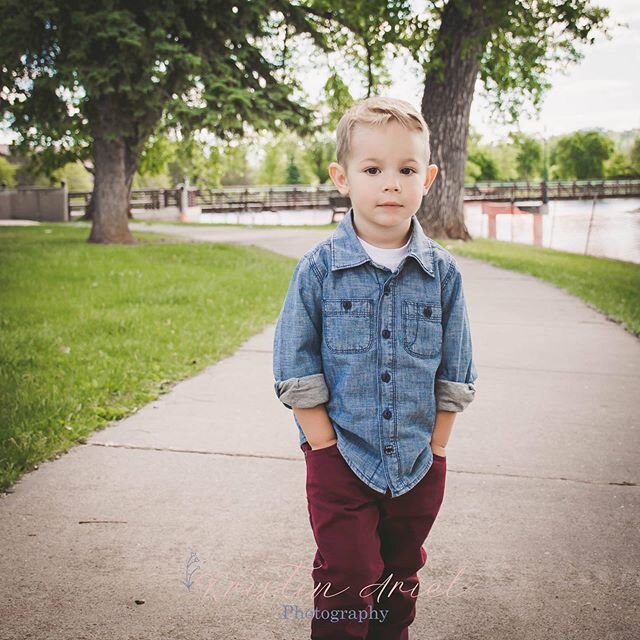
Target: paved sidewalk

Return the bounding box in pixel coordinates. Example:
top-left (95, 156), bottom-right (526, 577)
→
top-left (1, 222), bottom-right (638, 640)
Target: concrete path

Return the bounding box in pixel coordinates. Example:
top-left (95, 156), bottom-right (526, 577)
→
top-left (1, 222), bottom-right (638, 640)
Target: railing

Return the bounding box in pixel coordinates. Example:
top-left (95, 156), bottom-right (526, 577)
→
top-left (192, 184), bottom-right (338, 212)
top-left (464, 179), bottom-right (640, 202)
top-left (67, 188), bottom-right (182, 216)
top-left (66, 179), bottom-right (640, 216)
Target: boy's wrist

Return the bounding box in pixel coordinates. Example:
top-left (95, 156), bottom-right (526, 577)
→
top-left (431, 443), bottom-right (447, 457)
top-left (309, 437), bottom-right (337, 450)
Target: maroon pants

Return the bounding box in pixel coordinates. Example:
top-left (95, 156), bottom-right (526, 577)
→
top-left (300, 441), bottom-right (447, 640)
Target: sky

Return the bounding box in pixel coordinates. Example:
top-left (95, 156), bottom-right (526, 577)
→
top-left (1, 0), bottom-right (638, 147)
top-left (465, 0), bottom-right (640, 142)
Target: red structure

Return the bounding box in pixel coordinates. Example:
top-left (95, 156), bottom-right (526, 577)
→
top-left (481, 201), bottom-right (544, 247)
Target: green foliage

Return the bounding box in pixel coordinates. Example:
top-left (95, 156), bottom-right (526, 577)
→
top-left (304, 135), bottom-right (335, 184)
top-left (169, 136), bottom-right (225, 187)
top-left (138, 132), bottom-right (175, 178)
top-left (323, 72), bottom-right (356, 131)
top-left (303, 0), bottom-right (414, 101)
top-left (257, 142), bottom-right (286, 185)
top-left (255, 130), bottom-right (317, 185)
top-left (136, 128), bottom-right (260, 187)
top-left (510, 133), bottom-right (542, 180)
top-left (464, 128), bottom-right (640, 183)
top-left (52, 161), bottom-right (93, 191)
top-left (467, 148), bottom-right (499, 181)
top-left (0, 0), bottom-right (617, 199)
top-left (132, 172), bottom-right (172, 189)
top-left (219, 143), bottom-right (252, 186)
top-left (0, 157), bottom-right (17, 187)
top-left (134, 131), bottom-right (175, 187)
top-left (286, 156), bottom-right (301, 184)
top-left (322, 0), bottom-right (611, 141)
top-left (604, 152), bottom-right (636, 179)
top-left (552, 130), bottom-right (614, 179)
top-left (465, 131), bottom-right (504, 182)
top-left (631, 138), bottom-right (640, 173)
top-left (465, 158), bottom-right (482, 182)
top-left (0, 0), bottom-right (330, 179)
top-left (477, 0), bottom-right (611, 123)
top-left (489, 141), bottom-right (520, 181)
top-left (0, 153), bottom-right (92, 189)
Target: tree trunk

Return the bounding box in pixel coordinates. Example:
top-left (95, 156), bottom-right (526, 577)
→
top-left (81, 119), bottom-right (144, 226)
top-left (86, 94), bottom-right (142, 244)
top-left (87, 132), bottom-right (137, 243)
top-left (419, 1), bottom-right (495, 240)
top-left (80, 180), bottom-right (130, 222)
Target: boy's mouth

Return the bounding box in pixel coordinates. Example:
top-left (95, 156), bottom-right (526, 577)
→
top-left (379, 202), bottom-right (402, 207)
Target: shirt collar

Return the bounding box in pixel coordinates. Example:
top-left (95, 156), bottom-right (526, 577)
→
top-left (330, 207), bottom-right (435, 276)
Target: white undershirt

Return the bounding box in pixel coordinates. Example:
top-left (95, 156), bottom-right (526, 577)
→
top-left (357, 234), bottom-right (412, 272)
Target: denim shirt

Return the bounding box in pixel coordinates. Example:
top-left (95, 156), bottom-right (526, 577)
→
top-left (272, 208), bottom-right (478, 497)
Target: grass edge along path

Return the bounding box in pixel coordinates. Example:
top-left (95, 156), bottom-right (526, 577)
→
top-left (444, 236), bottom-right (640, 339)
top-left (0, 224), bottom-right (297, 492)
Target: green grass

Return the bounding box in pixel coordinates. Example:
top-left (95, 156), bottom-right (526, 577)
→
top-left (68, 217), bottom-right (339, 230)
top-left (0, 224), bottom-right (296, 491)
top-left (127, 217), bottom-right (340, 230)
top-left (440, 237), bottom-right (640, 337)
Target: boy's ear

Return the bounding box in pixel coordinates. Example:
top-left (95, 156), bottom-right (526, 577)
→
top-left (328, 162), bottom-right (350, 195)
top-left (423, 164), bottom-right (438, 195)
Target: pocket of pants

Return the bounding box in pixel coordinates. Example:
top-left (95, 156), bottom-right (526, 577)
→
top-left (402, 299), bottom-right (443, 358)
top-left (323, 298), bottom-right (374, 353)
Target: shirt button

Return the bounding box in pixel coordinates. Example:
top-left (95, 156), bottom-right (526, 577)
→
top-left (423, 305), bottom-right (432, 318)
top-left (343, 300), bottom-right (352, 310)
top-left (381, 372), bottom-right (391, 382)
top-left (383, 409), bottom-right (392, 419)
top-left (384, 445), bottom-right (395, 455)
top-left (384, 285), bottom-right (391, 295)
top-left (382, 329), bottom-right (391, 338)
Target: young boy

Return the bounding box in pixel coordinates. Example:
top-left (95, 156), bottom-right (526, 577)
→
top-left (272, 96), bottom-right (477, 640)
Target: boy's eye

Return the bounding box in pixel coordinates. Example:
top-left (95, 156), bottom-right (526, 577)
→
top-left (364, 167), bottom-right (416, 175)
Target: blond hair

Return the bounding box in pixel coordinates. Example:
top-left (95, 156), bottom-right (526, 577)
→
top-left (334, 96), bottom-right (431, 169)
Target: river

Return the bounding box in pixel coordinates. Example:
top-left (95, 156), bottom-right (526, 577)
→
top-left (198, 198), bottom-right (640, 265)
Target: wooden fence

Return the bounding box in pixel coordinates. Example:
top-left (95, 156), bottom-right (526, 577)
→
top-left (67, 179), bottom-right (640, 216)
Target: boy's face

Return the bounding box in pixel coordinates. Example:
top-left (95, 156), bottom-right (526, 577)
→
top-left (328, 120), bottom-right (438, 244)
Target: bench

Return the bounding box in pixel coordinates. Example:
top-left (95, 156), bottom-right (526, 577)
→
top-left (201, 199), bottom-right (264, 213)
top-left (329, 195), bottom-right (351, 223)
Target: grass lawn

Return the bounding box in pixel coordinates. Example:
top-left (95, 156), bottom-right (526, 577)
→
top-left (127, 217), bottom-right (339, 230)
top-left (1, 222), bottom-right (638, 492)
top-left (443, 236), bottom-right (640, 337)
top-left (0, 224), bottom-right (297, 492)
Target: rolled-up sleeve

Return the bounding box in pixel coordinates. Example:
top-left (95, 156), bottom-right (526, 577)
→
top-left (272, 252), bottom-right (329, 410)
top-left (435, 260), bottom-right (478, 412)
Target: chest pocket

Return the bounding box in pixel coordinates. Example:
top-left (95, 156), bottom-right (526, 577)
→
top-left (402, 300), bottom-right (443, 358)
top-left (323, 298), bottom-right (374, 353)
